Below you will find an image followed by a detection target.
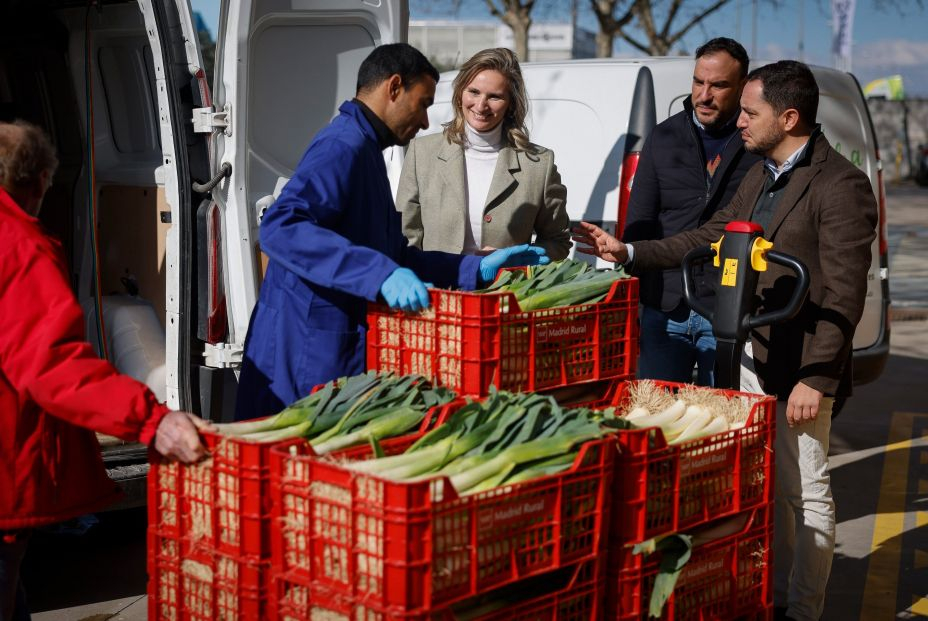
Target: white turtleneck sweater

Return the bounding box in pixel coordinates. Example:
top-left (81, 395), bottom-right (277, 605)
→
top-left (462, 122), bottom-right (504, 254)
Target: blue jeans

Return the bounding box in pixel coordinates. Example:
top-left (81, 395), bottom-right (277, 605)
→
top-left (637, 305), bottom-right (716, 386)
top-left (0, 531), bottom-right (31, 621)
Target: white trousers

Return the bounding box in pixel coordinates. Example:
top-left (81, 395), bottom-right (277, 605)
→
top-left (741, 341), bottom-right (835, 621)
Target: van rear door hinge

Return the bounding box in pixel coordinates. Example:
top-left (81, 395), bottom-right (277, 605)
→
top-left (204, 342), bottom-right (243, 368)
top-left (192, 106), bottom-right (231, 135)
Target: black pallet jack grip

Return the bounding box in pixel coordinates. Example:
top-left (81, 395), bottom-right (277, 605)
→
top-left (681, 221), bottom-right (811, 391)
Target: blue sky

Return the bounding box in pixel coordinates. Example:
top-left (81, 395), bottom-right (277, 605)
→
top-left (189, 0), bottom-right (927, 95)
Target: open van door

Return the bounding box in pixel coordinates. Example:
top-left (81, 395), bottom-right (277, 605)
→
top-left (0, 0), bottom-right (213, 504)
top-left (198, 0), bottom-right (408, 420)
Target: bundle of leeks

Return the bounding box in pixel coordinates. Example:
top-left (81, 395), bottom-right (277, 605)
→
top-left (212, 371), bottom-right (455, 454)
top-left (476, 259), bottom-right (628, 311)
top-left (344, 388), bottom-right (631, 494)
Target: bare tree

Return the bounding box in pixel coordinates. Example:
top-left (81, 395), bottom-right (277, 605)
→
top-left (591, 0), bottom-right (634, 57)
top-left (484, 0), bottom-right (537, 61)
top-left (590, 0), bottom-right (735, 56)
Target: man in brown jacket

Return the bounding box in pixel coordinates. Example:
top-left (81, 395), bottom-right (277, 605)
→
top-left (573, 61), bottom-right (877, 620)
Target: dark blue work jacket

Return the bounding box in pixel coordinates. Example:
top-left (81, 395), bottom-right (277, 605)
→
top-left (236, 101), bottom-right (481, 420)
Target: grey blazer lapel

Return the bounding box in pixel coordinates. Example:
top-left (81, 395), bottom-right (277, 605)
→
top-left (484, 146), bottom-right (521, 211)
top-left (437, 140), bottom-right (468, 227)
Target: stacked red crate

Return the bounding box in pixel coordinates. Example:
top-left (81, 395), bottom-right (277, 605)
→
top-left (606, 504), bottom-right (773, 620)
top-left (147, 430), bottom-right (278, 620)
top-left (367, 277), bottom-right (639, 396)
top-left (268, 399), bottom-right (613, 619)
top-left (589, 380), bottom-right (776, 620)
top-left (147, 403), bottom-right (454, 620)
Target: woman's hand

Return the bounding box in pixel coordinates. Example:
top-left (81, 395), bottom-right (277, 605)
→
top-left (571, 222), bottom-right (629, 264)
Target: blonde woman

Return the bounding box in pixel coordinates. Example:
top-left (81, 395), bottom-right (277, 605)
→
top-left (396, 48), bottom-right (570, 260)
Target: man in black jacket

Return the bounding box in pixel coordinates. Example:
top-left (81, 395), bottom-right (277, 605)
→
top-left (623, 38), bottom-right (761, 385)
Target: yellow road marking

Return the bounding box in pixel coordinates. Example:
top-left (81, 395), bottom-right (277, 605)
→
top-left (860, 412), bottom-right (924, 620)
top-left (910, 597), bottom-right (928, 616)
top-left (921, 469), bottom-right (928, 532)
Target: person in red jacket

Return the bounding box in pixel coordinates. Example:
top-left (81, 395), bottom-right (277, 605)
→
top-left (0, 120), bottom-right (209, 621)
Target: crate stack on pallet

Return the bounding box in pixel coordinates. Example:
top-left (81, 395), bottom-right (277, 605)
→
top-left (147, 401), bottom-right (454, 621)
top-left (599, 381), bottom-right (776, 620)
top-left (145, 266), bottom-right (779, 619)
top-left (147, 430), bottom-right (277, 620)
top-left (269, 422), bottom-right (612, 619)
top-left (346, 273), bottom-right (641, 618)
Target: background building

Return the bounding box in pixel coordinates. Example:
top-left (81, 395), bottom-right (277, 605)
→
top-left (409, 20), bottom-right (595, 70)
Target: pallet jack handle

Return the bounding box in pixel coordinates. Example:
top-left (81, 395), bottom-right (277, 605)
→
top-left (680, 221), bottom-right (810, 390)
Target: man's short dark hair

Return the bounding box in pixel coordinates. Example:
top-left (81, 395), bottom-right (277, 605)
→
top-left (747, 60), bottom-right (819, 128)
top-left (0, 120), bottom-right (58, 194)
top-left (695, 37), bottom-right (749, 79)
top-left (356, 43), bottom-right (439, 94)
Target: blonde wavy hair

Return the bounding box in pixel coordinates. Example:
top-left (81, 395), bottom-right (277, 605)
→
top-left (443, 48), bottom-right (534, 153)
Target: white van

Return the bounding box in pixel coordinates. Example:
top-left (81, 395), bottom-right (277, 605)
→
top-left (0, 0), bottom-right (408, 504)
top-left (0, 1), bottom-right (887, 504)
top-left (423, 58), bottom-right (891, 386)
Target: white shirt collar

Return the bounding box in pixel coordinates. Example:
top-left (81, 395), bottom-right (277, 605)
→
top-left (765, 139), bottom-right (810, 181)
top-left (691, 110), bottom-right (738, 133)
top-left (692, 111), bottom-right (706, 131)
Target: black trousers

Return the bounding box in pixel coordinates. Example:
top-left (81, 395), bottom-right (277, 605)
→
top-left (0, 531), bottom-right (30, 621)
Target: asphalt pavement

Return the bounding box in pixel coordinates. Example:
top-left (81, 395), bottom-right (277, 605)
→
top-left (21, 181), bottom-right (928, 621)
top-left (824, 180), bottom-right (928, 620)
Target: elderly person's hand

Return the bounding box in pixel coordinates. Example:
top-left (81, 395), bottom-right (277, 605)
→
top-left (153, 411), bottom-right (212, 463)
top-left (572, 222), bottom-right (628, 264)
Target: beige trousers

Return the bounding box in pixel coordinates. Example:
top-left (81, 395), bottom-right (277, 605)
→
top-left (741, 340), bottom-right (835, 621)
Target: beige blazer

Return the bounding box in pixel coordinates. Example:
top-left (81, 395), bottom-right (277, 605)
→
top-left (396, 132), bottom-right (571, 260)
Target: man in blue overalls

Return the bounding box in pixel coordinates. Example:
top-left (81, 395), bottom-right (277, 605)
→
top-left (236, 44), bottom-right (547, 420)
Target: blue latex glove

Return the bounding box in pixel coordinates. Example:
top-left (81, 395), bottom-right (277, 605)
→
top-left (478, 244), bottom-right (550, 284)
top-left (380, 267), bottom-right (431, 312)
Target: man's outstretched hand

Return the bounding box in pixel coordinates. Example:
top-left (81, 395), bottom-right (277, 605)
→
top-left (571, 222), bottom-right (628, 264)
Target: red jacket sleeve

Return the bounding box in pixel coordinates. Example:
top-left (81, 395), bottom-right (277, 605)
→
top-left (0, 237), bottom-right (168, 445)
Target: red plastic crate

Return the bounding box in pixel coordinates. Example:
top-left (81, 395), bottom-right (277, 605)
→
top-left (147, 402), bottom-right (455, 561)
top-left (275, 557), bottom-right (603, 620)
top-left (605, 504), bottom-right (773, 620)
top-left (147, 430), bottom-right (276, 560)
top-left (366, 276), bottom-right (638, 396)
top-left (594, 380), bottom-right (775, 545)
top-left (147, 529), bottom-right (271, 621)
top-left (268, 421), bottom-right (614, 613)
